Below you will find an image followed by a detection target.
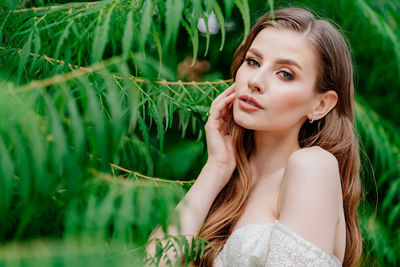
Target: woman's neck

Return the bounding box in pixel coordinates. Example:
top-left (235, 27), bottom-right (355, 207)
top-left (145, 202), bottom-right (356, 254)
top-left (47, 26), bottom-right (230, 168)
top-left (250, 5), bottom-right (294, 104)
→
top-left (249, 128), bottom-right (300, 182)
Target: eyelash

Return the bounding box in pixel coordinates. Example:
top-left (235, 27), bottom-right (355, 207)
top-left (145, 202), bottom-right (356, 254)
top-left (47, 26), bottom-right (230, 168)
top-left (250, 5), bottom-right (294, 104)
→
top-left (245, 57), bottom-right (260, 67)
top-left (278, 71), bottom-right (294, 80)
top-left (244, 57), bottom-right (295, 81)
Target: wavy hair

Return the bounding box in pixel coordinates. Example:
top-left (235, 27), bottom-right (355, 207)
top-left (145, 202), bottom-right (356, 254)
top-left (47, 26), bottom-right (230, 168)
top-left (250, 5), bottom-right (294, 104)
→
top-left (194, 7), bottom-right (362, 267)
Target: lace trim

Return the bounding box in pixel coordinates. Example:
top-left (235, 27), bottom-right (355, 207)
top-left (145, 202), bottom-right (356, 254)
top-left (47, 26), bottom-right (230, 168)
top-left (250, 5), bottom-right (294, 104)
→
top-left (272, 220), bottom-right (342, 266)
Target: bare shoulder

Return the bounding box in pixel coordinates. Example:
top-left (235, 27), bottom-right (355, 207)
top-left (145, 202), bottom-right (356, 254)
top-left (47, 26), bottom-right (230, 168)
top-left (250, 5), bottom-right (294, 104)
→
top-left (281, 145), bottom-right (342, 206)
top-left (276, 146), bottom-right (342, 255)
top-left (288, 146), bottom-right (339, 171)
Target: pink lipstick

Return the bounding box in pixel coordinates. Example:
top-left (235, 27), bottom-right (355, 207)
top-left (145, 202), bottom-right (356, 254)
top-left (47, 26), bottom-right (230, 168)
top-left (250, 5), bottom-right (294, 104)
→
top-left (238, 95), bottom-right (264, 111)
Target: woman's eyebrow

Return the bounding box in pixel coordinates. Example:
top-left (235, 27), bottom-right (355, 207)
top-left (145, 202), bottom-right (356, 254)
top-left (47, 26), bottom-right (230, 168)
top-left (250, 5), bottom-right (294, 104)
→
top-left (248, 48), bottom-right (303, 72)
top-left (275, 58), bottom-right (303, 71)
top-left (248, 48), bottom-right (263, 59)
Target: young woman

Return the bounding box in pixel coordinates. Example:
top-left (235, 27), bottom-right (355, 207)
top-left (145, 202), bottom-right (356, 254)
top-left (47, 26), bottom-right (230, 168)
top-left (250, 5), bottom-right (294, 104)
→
top-left (148, 7), bottom-right (363, 267)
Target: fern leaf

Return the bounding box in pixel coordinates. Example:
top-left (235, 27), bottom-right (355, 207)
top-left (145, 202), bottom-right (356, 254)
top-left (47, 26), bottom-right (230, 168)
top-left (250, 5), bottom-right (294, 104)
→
top-left (163, 0), bottom-right (184, 50)
top-left (223, 0), bottom-right (235, 20)
top-left (81, 76), bottom-right (107, 161)
top-left (151, 29), bottom-right (163, 76)
top-left (200, 12), bottom-right (210, 56)
top-left (268, 0), bottom-right (275, 19)
top-left (382, 179), bottom-right (400, 211)
top-left (91, 6), bottom-right (114, 63)
top-left (388, 203), bottom-right (400, 228)
top-left (357, 0), bottom-right (400, 75)
top-left (17, 30), bottom-right (33, 82)
top-left (213, 1), bottom-right (225, 51)
top-left (0, 136), bottom-right (14, 214)
top-left (0, 13), bottom-right (10, 52)
top-left (181, 14), bottom-right (199, 66)
top-left (63, 84), bottom-right (85, 155)
top-left (122, 10), bottom-right (134, 55)
top-left (191, 0), bottom-right (201, 21)
top-left (118, 64), bottom-right (139, 132)
top-left (204, 0), bottom-right (214, 13)
top-left (103, 70), bottom-right (126, 153)
top-left (54, 20), bottom-right (74, 60)
top-left (43, 92), bottom-right (67, 176)
top-left (29, 27), bottom-right (41, 73)
top-left (139, 0), bottom-right (153, 51)
top-left (137, 114), bottom-right (150, 147)
top-left (235, 0), bottom-right (250, 44)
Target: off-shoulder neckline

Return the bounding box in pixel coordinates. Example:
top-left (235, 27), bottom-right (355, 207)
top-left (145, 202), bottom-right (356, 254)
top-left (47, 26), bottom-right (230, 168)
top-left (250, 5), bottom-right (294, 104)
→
top-left (225, 219), bottom-right (342, 265)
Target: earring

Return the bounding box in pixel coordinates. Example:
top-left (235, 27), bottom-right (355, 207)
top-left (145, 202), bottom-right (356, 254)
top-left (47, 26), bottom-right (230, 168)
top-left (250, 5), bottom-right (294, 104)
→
top-left (309, 114), bottom-right (314, 124)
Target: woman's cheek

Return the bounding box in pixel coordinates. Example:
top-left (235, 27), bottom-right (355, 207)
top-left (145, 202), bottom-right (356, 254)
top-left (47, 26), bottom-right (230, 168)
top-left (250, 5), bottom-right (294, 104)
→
top-left (276, 89), bottom-right (310, 111)
top-left (234, 64), bottom-right (247, 83)
top-left (232, 101), bottom-right (247, 128)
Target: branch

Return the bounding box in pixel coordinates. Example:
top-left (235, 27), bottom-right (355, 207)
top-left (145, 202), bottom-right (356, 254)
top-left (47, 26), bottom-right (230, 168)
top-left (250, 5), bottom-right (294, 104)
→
top-left (1, 2), bottom-right (98, 13)
top-left (0, 46), bottom-right (233, 93)
top-left (110, 163), bottom-right (195, 184)
top-left (1, 55), bottom-right (123, 95)
top-left (0, 46), bottom-right (92, 72)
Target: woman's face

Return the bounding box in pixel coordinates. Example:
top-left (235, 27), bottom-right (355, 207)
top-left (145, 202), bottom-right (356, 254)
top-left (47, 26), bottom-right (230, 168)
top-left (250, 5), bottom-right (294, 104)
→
top-left (233, 27), bottom-right (320, 132)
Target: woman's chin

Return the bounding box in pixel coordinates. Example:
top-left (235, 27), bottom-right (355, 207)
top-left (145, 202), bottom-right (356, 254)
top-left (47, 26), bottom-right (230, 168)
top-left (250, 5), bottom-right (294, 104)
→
top-left (233, 113), bottom-right (255, 130)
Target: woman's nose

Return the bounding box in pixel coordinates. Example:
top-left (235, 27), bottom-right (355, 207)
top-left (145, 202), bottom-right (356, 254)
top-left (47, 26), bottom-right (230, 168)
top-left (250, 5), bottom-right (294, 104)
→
top-left (247, 70), bottom-right (265, 93)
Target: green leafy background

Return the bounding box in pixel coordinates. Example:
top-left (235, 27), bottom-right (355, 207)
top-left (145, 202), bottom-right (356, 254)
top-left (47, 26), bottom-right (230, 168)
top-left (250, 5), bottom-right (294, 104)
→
top-left (0, 0), bottom-right (399, 266)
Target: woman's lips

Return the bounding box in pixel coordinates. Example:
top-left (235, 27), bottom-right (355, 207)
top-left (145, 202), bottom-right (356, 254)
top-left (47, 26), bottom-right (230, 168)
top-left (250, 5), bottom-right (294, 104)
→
top-left (238, 95), bottom-right (264, 111)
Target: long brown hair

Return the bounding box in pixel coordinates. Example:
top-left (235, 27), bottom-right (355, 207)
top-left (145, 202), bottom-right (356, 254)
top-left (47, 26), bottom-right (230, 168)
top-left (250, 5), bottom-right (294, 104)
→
top-left (195, 7), bottom-right (362, 267)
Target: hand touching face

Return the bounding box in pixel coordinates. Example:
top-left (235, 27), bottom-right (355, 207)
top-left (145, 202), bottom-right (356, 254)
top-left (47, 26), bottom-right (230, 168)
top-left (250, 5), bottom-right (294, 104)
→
top-left (204, 84), bottom-right (236, 174)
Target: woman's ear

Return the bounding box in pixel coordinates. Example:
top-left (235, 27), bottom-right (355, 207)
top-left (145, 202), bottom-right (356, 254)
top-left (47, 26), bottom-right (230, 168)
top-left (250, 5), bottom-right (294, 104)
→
top-left (308, 90), bottom-right (338, 121)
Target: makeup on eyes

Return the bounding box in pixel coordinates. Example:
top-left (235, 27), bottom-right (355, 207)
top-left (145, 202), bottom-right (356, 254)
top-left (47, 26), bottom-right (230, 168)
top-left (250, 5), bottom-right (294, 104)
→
top-left (278, 70), bottom-right (294, 80)
top-left (245, 57), bottom-right (260, 67)
top-left (244, 55), bottom-right (296, 81)
top-left (246, 47), bottom-right (303, 72)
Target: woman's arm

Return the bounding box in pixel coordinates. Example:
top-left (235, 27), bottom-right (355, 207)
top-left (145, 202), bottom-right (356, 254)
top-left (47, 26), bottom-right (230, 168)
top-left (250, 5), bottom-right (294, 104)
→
top-left (146, 85), bottom-right (237, 264)
top-left (265, 146), bottom-right (343, 266)
top-left (277, 146), bottom-right (341, 254)
top-left (146, 162), bottom-right (233, 260)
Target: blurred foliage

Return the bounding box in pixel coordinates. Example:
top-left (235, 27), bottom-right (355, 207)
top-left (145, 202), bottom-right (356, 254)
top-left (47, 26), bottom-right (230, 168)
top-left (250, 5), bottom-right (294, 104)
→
top-left (0, 0), bottom-right (399, 266)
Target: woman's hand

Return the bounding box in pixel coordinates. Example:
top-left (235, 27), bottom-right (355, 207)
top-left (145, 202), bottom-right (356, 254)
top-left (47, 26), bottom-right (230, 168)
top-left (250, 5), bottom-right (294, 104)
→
top-left (204, 83), bottom-right (236, 177)
top-left (146, 85), bottom-right (237, 261)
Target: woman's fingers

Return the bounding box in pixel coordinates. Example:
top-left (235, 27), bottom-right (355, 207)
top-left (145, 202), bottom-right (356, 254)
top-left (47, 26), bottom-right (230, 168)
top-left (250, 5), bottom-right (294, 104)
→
top-left (209, 92), bottom-right (235, 120)
top-left (205, 83), bottom-right (235, 137)
top-left (211, 83), bottom-right (235, 107)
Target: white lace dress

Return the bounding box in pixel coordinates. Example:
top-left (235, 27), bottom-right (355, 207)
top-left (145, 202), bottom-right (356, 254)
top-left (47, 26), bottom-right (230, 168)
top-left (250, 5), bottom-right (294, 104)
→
top-left (213, 220), bottom-right (342, 267)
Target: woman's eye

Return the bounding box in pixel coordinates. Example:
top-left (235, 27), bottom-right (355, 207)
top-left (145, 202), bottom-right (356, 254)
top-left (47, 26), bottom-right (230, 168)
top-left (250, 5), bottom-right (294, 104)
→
top-left (278, 71), bottom-right (294, 80)
top-left (245, 58), bottom-right (260, 67)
